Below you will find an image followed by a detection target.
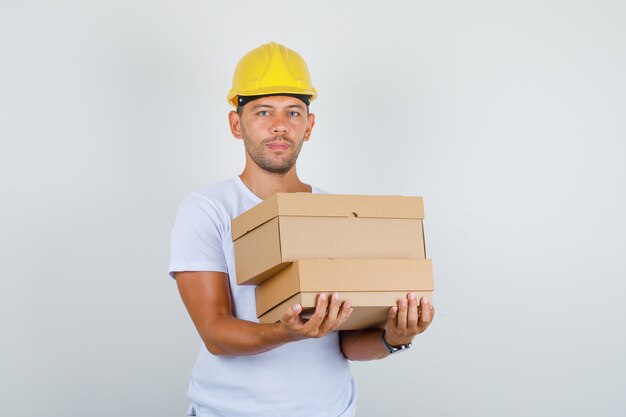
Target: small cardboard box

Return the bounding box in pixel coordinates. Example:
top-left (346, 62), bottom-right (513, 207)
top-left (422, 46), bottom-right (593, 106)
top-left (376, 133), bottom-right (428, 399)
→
top-left (256, 259), bottom-right (434, 330)
top-left (232, 193), bottom-right (426, 285)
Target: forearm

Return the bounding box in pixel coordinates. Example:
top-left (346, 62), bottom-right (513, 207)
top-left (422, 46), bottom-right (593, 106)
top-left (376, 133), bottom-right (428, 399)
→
top-left (199, 315), bottom-right (299, 356)
top-left (340, 329), bottom-right (389, 361)
top-left (177, 272), bottom-right (352, 356)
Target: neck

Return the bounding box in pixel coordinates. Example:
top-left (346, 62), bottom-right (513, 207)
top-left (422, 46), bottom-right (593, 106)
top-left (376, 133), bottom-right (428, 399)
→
top-left (239, 163), bottom-right (311, 200)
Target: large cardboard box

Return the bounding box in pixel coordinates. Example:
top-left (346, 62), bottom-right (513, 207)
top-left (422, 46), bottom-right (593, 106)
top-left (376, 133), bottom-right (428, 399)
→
top-left (256, 259), bottom-right (434, 330)
top-left (232, 193), bottom-right (426, 285)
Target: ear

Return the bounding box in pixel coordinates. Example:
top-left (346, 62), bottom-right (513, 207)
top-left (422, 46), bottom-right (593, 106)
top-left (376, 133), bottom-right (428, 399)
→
top-left (228, 110), bottom-right (243, 139)
top-left (303, 113), bottom-right (315, 142)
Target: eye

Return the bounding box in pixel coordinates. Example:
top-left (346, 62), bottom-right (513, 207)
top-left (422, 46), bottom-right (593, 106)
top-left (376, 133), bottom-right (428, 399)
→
top-left (258, 110), bottom-right (270, 116)
top-left (288, 111), bottom-right (300, 117)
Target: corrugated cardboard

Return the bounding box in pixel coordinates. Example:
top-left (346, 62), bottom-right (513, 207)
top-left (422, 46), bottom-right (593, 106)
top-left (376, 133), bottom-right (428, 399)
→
top-left (232, 193), bottom-right (426, 285)
top-left (258, 290), bottom-right (434, 331)
top-left (255, 259), bottom-right (434, 317)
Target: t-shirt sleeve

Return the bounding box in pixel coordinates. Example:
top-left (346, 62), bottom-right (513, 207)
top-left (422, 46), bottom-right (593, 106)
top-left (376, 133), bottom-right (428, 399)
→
top-left (168, 193), bottom-right (228, 278)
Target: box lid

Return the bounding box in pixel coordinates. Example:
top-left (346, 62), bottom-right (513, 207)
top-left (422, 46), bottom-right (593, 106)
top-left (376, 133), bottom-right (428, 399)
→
top-left (232, 193), bottom-right (424, 241)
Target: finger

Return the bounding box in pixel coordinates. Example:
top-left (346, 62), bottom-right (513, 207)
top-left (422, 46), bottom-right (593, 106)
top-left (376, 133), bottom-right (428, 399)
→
top-left (327, 293), bottom-right (341, 321)
top-left (418, 297), bottom-right (433, 329)
top-left (303, 293), bottom-right (329, 332)
top-left (387, 305), bottom-right (398, 327)
top-left (319, 293), bottom-right (341, 334)
top-left (407, 293), bottom-right (419, 330)
top-left (335, 299), bottom-right (353, 327)
top-left (280, 303), bottom-right (303, 325)
top-left (396, 297), bottom-right (408, 329)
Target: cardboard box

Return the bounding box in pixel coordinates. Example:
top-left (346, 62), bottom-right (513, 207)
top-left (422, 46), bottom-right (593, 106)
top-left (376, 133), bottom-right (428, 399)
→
top-left (256, 259), bottom-right (434, 330)
top-left (232, 193), bottom-right (426, 285)
top-left (259, 292), bottom-right (433, 331)
top-left (256, 258), bottom-right (434, 316)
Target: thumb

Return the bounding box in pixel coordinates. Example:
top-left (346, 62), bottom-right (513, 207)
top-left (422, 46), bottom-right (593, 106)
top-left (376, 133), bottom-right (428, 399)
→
top-left (385, 305), bottom-right (398, 329)
top-left (281, 303), bottom-right (302, 324)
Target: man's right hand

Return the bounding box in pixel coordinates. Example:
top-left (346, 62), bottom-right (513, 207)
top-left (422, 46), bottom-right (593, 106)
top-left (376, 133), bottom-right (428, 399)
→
top-left (177, 271), bottom-right (353, 356)
top-left (280, 293), bottom-right (353, 339)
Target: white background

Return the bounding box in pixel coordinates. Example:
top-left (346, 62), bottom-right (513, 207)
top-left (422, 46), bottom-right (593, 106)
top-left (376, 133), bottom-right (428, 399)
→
top-left (1, 1), bottom-right (625, 416)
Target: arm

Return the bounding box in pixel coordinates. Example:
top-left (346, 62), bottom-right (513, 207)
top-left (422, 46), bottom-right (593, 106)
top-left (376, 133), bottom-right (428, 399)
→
top-left (176, 270), bottom-right (353, 356)
top-left (340, 294), bottom-right (435, 361)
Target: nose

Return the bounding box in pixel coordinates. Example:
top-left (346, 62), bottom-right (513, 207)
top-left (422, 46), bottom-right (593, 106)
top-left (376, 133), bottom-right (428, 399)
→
top-left (271, 114), bottom-right (288, 134)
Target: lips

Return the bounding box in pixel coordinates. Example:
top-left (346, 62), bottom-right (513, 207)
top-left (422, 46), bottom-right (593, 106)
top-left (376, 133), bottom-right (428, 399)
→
top-left (266, 141), bottom-right (291, 151)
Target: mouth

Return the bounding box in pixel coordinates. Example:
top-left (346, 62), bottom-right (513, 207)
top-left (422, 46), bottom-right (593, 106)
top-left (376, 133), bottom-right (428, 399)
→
top-left (265, 140), bottom-right (292, 151)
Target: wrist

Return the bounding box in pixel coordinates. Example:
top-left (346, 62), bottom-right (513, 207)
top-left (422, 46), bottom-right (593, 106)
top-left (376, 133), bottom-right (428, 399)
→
top-left (381, 330), bottom-right (412, 354)
top-left (382, 329), bottom-right (413, 347)
top-left (275, 320), bottom-right (305, 343)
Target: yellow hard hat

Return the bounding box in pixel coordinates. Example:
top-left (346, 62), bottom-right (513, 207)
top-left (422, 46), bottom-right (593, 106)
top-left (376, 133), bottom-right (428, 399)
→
top-left (227, 41), bottom-right (317, 107)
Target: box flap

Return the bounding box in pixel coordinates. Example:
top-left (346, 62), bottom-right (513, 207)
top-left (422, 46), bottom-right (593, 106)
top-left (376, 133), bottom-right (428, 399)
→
top-left (232, 193), bottom-right (424, 241)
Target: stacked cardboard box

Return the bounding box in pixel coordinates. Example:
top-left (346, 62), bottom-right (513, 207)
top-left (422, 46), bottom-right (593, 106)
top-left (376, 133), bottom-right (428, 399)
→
top-left (231, 193), bottom-right (434, 330)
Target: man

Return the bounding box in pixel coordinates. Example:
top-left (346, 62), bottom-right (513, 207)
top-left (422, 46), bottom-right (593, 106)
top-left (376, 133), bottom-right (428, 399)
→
top-left (169, 41), bottom-right (435, 417)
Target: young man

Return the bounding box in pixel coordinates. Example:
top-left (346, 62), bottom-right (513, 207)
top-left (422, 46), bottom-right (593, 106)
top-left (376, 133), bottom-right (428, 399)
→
top-left (169, 41), bottom-right (435, 417)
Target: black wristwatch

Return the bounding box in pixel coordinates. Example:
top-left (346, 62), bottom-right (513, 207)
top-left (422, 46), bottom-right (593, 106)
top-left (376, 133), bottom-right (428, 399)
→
top-left (381, 330), bottom-right (412, 354)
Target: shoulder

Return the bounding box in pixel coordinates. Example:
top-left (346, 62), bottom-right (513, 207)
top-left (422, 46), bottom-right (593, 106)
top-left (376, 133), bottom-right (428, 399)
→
top-left (177, 178), bottom-right (242, 223)
top-left (192, 177), bottom-right (240, 202)
top-left (176, 176), bottom-right (262, 226)
top-left (186, 177), bottom-right (241, 207)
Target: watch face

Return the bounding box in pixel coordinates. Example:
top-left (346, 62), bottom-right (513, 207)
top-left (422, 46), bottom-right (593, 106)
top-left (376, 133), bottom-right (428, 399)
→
top-left (388, 342), bottom-right (412, 354)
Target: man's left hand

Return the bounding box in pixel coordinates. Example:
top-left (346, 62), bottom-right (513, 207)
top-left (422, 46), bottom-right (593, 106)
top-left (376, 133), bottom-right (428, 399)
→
top-left (383, 293), bottom-right (435, 347)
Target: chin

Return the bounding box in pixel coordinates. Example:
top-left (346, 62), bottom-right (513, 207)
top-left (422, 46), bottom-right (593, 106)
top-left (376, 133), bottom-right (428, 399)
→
top-left (264, 166), bottom-right (293, 175)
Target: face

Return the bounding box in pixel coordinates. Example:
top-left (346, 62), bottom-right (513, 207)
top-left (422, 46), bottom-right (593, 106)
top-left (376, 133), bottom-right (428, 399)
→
top-left (229, 95), bottom-right (315, 175)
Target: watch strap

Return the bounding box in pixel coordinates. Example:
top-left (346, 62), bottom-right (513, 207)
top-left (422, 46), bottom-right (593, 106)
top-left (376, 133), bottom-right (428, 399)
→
top-left (381, 330), bottom-right (412, 354)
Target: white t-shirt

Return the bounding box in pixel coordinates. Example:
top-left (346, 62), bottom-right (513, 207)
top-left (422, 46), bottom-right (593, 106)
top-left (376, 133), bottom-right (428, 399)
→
top-left (169, 177), bottom-right (357, 417)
